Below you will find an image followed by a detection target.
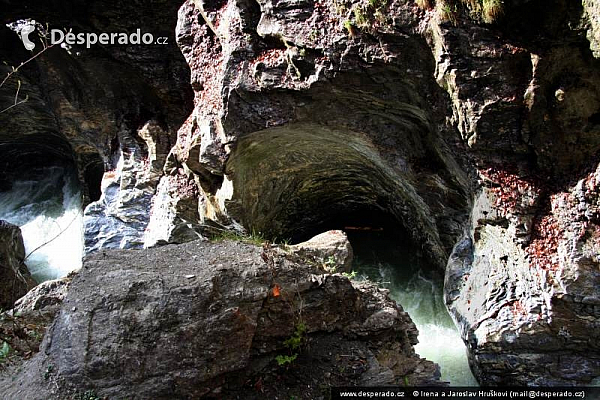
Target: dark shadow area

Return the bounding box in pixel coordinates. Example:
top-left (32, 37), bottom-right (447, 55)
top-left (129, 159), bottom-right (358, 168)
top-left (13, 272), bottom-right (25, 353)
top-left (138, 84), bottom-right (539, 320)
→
top-left (83, 156), bottom-right (104, 203)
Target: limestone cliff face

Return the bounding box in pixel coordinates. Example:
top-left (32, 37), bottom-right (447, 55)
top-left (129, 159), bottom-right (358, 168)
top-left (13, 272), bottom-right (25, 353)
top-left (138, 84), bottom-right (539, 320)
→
top-left (1, 0), bottom-right (600, 387)
top-left (169, 0), bottom-right (600, 385)
top-left (1, 0), bottom-right (193, 251)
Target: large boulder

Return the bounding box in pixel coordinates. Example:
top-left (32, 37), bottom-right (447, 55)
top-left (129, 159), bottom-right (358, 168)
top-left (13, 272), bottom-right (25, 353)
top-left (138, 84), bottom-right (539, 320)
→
top-left (1, 239), bottom-right (440, 399)
top-left (286, 230), bottom-right (354, 272)
top-left (0, 220), bottom-right (36, 310)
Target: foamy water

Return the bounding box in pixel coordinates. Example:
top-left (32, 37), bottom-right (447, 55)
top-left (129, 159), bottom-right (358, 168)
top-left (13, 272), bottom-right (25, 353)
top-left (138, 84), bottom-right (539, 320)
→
top-left (391, 270), bottom-right (478, 386)
top-left (0, 166), bottom-right (83, 282)
top-left (350, 230), bottom-right (478, 386)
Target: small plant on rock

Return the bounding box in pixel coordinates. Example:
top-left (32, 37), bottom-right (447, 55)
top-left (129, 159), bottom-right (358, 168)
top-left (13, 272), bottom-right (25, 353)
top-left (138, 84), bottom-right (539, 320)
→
top-left (481, 0), bottom-right (503, 23)
top-left (0, 341), bottom-right (10, 361)
top-left (43, 364), bottom-right (54, 380)
top-left (322, 255), bottom-right (338, 272)
top-left (276, 321), bottom-right (307, 367)
top-left (342, 270), bottom-right (358, 279)
top-left (75, 390), bottom-right (100, 400)
top-left (275, 353), bottom-right (298, 366)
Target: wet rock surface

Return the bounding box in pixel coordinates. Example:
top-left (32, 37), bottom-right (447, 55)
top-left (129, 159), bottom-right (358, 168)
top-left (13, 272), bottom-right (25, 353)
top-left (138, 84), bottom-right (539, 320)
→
top-left (0, 220), bottom-right (36, 310)
top-left (1, 239), bottom-right (439, 399)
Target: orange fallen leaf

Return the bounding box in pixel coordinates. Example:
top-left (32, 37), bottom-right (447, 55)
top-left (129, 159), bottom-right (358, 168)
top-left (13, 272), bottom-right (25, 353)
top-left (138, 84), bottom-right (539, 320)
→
top-left (272, 284), bottom-right (281, 297)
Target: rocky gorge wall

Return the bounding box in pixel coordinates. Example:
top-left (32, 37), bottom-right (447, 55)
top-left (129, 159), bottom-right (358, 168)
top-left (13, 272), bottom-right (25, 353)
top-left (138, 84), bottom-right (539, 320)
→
top-left (1, 0), bottom-right (599, 389)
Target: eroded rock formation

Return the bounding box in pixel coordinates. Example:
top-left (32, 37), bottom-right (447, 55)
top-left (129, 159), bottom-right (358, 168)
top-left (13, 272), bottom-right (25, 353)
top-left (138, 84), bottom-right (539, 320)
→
top-left (1, 237), bottom-right (439, 398)
top-left (1, 0), bottom-right (599, 388)
top-left (0, 220), bottom-right (36, 310)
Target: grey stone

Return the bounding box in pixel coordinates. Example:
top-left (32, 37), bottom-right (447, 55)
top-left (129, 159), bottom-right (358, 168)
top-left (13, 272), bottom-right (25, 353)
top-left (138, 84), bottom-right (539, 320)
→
top-left (0, 220), bottom-right (36, 310)
top-left (1, 240), bottom-right (440, 398)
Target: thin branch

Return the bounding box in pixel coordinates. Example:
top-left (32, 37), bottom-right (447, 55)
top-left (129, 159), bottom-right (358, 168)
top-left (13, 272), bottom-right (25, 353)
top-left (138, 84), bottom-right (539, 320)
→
top-left (24, 209), bottom-right (82, 261)
top-left (14, 79), bottom-right (21, 105)
top-left (0, 42), bottom-right (55, 89)
top-left (0, 96), bottom-right (28, 114)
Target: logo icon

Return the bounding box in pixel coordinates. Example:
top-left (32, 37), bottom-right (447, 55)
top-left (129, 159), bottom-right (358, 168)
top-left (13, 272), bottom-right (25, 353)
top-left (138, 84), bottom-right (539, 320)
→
top-left (19, 22), bottom-right (36, 50)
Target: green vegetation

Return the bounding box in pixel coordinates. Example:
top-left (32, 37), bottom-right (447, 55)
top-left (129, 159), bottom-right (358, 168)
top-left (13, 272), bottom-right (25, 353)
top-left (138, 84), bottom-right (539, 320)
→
top-left (210, 229), bottom-right (292, 247)
top-left (481, 0), bottom-right (503, 23)
top-left (0, 341), bottom-right (10, 361)
top-left (341, 270), bottom-right (358, 279)
top-left (319, 255), bottom-right (358, 279)
top-left (352, 7), bottom-right (369, 28)
top-left (338, 0), bottom-right (390, 34)
top-left (343, 20), bottom-right (357, 36)
top-left (276, 321), bottom-right (307, 367)
top-left (322, 255), bottom-right (338, 273)
top-left (275, 353), bottom-right (298, 366)
top-left (210, 229), bottom-right (266, 245)
top-left (75, 390), bottom-right (101, 400)
top-left (437, 0), bottom-right (458, 24)
top-left (283, 321), bottom-right (306, 351)
top-left (417, 0), bottom-right (504, 24)
top-left (43, 364), bottom-right (54, 380)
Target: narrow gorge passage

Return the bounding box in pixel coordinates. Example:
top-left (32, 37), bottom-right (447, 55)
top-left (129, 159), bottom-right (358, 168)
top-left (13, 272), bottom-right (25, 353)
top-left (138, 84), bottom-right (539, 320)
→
top-left (226, 122), bottom-right (477, 385)
top-left (0, 165), bottom-right (83, 282)
top-left (349, 229), bottom-right (478, 386)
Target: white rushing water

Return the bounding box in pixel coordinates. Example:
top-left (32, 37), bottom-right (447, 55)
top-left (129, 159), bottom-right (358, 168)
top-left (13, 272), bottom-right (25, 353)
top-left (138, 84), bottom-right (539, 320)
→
top-left (350, 231), bottom-right (478, 386)
top-left (377, 266), bottom-right (478, 386)
top-left (0, 166), bottom-right (83, 282)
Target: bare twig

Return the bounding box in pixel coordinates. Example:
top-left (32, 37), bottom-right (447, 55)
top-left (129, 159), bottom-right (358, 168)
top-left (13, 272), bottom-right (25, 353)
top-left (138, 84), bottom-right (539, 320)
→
top-left (0, 42), bottom-right (55, 89)
top-left (0, 97), bottom-right (28, 114)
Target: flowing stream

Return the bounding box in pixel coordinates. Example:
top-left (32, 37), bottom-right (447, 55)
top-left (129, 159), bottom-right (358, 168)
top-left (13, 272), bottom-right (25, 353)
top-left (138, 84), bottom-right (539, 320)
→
top-left (349, 230), bottom-right (478, 386)
top-left (0, 166), bottom-right (83, 282)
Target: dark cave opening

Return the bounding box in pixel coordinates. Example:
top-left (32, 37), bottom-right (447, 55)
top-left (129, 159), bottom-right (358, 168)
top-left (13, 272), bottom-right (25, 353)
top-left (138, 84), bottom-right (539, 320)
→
top-left (225, 122), bottom-right (449, 269)
top-left (289, 205), bottom-right (412, 247)
top-left (83, 157), bottom-right (104, 203)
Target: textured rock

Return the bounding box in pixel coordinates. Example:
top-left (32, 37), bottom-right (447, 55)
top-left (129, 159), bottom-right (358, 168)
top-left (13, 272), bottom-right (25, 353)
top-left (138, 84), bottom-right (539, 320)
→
top-left (173, 0), bottom-right (600, 385)
top-left (1, 0), bottom-right (600, 388)
top-left (12, 275), bottom-right (72, 318)
top-left (446, 164), bottom-right (600, 385)
top-left (0, 220), bottom-right (36, 310)
top-left (83, 121), bottom-right (170, 252)
top-left (172, 0), bottom-right (471, 269)
top-left (143, 173), bottom-right (203, 247)
top-left (286, 230), bottom-right (354, 272)
top-left (584, 0), bottom-right (600, 57)
top-left (1, 240), bottom-right (440, 399)
top-left (1, 1), bottom-right (192, 248)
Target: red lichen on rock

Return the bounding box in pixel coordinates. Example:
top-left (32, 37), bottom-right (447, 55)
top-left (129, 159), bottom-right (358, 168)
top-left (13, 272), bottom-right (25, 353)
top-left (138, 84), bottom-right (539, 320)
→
top-left (196, 49), bottom-right (224, 117)
top-left (526, 214), bottom-right (560, 271)
top-left (480, 168), bottom-right (540, 215)
top-left (509, 299), bottom-right (528, 322)
top-left (175, 114), bottom-right (196, 153)
top-left (253, 49), bottom-right (286, 69)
